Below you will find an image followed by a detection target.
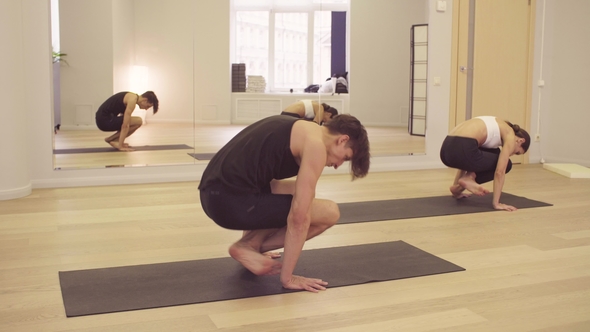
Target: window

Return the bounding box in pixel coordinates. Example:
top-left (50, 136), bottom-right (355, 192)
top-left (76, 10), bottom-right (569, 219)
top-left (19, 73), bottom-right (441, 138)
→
top-left (232, 0), bottom-right (348, 92)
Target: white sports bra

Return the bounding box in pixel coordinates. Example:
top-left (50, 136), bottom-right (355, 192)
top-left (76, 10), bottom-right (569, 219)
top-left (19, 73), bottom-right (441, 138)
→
top-left (301, 100), bottom-right (315, 120)
top-left (476, 116), bottom-right (502, 148)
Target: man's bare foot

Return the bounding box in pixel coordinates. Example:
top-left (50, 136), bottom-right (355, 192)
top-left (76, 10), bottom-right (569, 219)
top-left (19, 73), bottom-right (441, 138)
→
top-left (458, 176), bottom-right (489, 196)
top-left (263, 251), bottom-right (281, 259)
top-left (229, 242), bottom-right (282, 275)
top-left (107, 141), bottom-right (118, 149)
top-left (450, 184), bottom-right (471, 199)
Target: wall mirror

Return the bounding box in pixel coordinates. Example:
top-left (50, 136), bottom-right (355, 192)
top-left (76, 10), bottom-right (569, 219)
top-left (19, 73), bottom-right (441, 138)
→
top-left (50, 0), bottom-right (427, 170)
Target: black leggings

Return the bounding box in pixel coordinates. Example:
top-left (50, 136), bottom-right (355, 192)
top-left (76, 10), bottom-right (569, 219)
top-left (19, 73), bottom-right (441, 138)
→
top-left (440, 136), bottom-right (511, 184)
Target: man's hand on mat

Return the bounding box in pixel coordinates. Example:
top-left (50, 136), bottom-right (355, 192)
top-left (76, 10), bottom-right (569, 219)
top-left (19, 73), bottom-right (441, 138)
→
top-left (118, 143), bottom-right (134, 151)
top-left (282, 275), bottom-right (328, 293)
top-left (494, 203), bottom-right (517, 211)
top-left (109, 141), bottom-right (134, 152)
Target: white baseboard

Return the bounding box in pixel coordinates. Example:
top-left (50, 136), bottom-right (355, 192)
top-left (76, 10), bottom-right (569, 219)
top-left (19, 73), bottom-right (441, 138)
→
top-left (32, 171), bottom-right (202, 189)
top-left (0, 183), bottom-right (32, 201)
top-left (59, 124), bottom-right (97, 131)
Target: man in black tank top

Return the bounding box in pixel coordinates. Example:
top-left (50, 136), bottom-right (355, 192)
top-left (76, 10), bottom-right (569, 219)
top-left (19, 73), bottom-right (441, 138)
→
top-left (95, 91), bottom-right (159, 151)
top-left (199, 114), bottom-right (370, 293)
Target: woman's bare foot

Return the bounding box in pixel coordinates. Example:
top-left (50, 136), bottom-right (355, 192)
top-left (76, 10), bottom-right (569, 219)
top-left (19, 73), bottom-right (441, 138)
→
top-left (229, 242), bottom-right (282, 275)
top-left (450, 184), bottom-right (471, 199)
top-left (107, 141), bottom-right (118, 149)
top-left (458, 175), bottom-right (489, 196)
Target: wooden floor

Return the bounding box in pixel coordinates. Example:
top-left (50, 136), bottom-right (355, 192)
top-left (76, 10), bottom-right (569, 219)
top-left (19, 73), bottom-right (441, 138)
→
top-left (53, 123), bottom-right (425, 169)
top-left (1, 165), bottom-right (590, 331)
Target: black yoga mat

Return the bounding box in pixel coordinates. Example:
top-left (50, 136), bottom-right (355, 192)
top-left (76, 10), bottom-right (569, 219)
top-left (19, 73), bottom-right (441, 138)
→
top-left (187, 152), bottom-right (216, 160)
top-left (54, 144), bottom-right (193, 154)
top-left (338, 192), bottom-right (552, 224)
top-left (58, 241), bottom-right (463, 317)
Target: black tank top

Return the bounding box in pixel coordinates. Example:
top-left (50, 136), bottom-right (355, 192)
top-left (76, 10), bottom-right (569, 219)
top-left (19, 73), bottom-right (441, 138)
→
top-left (199, 115), bottom-right (301, 194)
top-left (96, 92), bottom-right (132, 117)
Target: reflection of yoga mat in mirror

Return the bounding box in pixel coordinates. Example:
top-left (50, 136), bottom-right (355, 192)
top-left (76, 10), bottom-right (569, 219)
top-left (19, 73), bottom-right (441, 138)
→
top-left (58, 241), bottom-right (464, 317)
top-left (337, 193), bottom-right (552, 224)
top-left (53, 144), bottom-right (193, 154)
top-left (187, 152), bottom-right (217, 160)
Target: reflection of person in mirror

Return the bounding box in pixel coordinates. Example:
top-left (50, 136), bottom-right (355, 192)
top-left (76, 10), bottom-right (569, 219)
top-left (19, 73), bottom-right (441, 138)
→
top-left (280, 100), bottom-right (338, 125)
top-left (95, 91), bottom-right (159, 151)
top-left (199, 114), bottom-right (370, 292)
top-left (440, 116), bottom-right (530, 211)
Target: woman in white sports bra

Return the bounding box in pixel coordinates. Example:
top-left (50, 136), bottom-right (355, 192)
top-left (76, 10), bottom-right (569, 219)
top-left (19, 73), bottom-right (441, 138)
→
top-left (281, 100), bottom-right (338, 125)
top-left (440, 116), bottom-right (530, 211)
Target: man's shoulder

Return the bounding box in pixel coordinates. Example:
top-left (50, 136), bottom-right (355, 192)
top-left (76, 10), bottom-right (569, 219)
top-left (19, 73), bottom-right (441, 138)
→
top-left (291, 120), bottom-right (322, 150)
top-left (121, 92), bottom-right (138, 103)
top-left (292, 118), bottom-right (319, 131)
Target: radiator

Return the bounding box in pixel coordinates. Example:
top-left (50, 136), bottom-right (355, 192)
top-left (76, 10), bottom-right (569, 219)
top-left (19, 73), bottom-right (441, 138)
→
top-left (235, 99), bottom-right (282, 122)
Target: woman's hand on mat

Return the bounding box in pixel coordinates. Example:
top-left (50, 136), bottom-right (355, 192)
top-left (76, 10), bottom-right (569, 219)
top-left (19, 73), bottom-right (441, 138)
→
top-left (282, 275), bottom-right (328, 293)
top-left (494, 202), bottom-right (517, 212)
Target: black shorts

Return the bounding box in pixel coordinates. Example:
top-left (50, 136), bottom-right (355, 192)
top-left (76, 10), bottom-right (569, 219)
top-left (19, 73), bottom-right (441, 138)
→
top-left (199, 182), bottom-right (293, 230)
top-left (95, 113), bottom-right (123, 132)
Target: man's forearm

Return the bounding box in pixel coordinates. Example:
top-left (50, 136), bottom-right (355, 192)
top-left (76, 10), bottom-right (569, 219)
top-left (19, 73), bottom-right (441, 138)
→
top-left (118, 126), bottom-right (130, 147)
top-left (280, 220), bottom-right (309, 284)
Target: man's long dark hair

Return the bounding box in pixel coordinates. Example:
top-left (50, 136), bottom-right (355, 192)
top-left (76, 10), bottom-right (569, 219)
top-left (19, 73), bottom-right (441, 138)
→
top-left (142, 91), bottom-right (159, 114)
top-left (324, 114), bottom-right (370, 179)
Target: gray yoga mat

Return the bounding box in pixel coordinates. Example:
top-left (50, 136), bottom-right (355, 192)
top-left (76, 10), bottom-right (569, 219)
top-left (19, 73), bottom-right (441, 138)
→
top-left (58, 241), bottom-right (464, 317)
top-left (187, 152), bottom-right (216, 160)
top-left (54, 144), bottom-right (193, 154)
top-left (338, 192), bottom-right (552, 224)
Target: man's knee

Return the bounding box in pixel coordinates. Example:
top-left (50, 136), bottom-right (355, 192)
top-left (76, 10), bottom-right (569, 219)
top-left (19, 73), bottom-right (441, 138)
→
top-left (131, 117), bottom-right (143, 127)
top-left (325, 201), bottom-right (340, 227)
top-left (311, 199), bottom-right (339, 229)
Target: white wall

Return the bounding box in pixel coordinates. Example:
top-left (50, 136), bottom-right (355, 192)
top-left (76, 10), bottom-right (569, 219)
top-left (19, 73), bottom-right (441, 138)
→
top-left (135, 0), bottom-right (195, 124)
top-left (529, 0), bottom-right (590, 166)
top-left (192, 0), bottom-right (232, 124)
top-left (0, 0), bottom-right (31, 200)
top-left (112, 0), bottom-right (135, 94)
top-left (59, 0), bottom-right (114, 128)
top-left (350, 0), bottom-right (428, 127)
